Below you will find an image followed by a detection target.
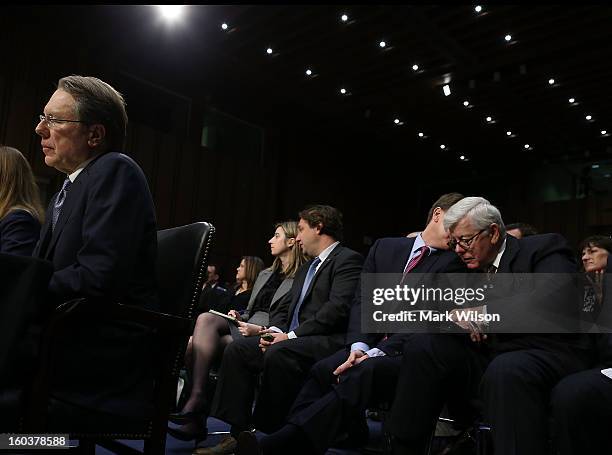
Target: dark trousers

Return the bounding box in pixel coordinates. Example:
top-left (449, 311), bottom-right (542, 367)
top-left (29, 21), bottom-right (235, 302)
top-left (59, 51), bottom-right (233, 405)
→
top-left (550, 368), bottom-right (612, 455)
top-left (388, 334), bottom-right (591, 455)
top-left (287, 348), bottom-right (402, 453)
top-left (210, 334), bottom-right (343, 433)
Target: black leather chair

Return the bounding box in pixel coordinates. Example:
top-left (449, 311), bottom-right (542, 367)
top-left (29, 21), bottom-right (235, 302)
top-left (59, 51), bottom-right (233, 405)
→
top-left (24, 221), bottom-right (215, 454)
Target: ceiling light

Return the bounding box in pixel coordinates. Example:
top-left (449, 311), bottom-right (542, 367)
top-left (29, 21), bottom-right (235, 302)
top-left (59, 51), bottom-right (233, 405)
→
top-left (548, 78), bottom-right (555, 85)
top-left (221, 22), bottom-right (228, 30)
top-left (586, 115), bottom-right (593, 121)
top-left (524, 144), bottom-right (530, 149)
top-left (266, 47), bottom-right (273, 54)
top-left (506, 131), bottom-right (512, 136)
top-left (305, 69), bottom-right (312, 76)
top-left (379, 41), bottom-right (386, 48)
top-left (440, 144), bottom-right (446, 150)
top-left (340, 88), bottom-right (347, 95)
top-left (592, 164), bottom-right (600, 169)
top-left (442, 85), bottom-right (451, 96)
top-left (157, 5), bottom-right (186, 22)
top-left (412, 64), bottom-right (420, 72)
top-left (460, 155), bottom-right (466, 160)
top-left (474, 5), bottom-right (482, 13)
top-left (568, 97), bottom-right (576, 103)
top-left (486, 116), bottom-right (492, 122)
top-left (418, 132), bottom-right (424, 138)
top-left (463, 100), bottom-right (470, 107)
top-left (602, 130), bottom-right (608, 135)
top-left (341, 13), bottom-right (348, 22)
top-left (394, 118), bottom-right (400, 124)
top-left (504, 34), bottom-right (512, 42)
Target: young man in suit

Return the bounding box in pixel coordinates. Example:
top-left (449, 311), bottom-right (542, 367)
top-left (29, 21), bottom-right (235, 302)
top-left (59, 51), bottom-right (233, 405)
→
top-left (386, 197), bottom-right (593, 455)
top-left (198, 205), bottom-right (363, 454)
top-left (235, 192), bottom-right (467, 455)
top-left (32, 75), bottom-right (158, 421)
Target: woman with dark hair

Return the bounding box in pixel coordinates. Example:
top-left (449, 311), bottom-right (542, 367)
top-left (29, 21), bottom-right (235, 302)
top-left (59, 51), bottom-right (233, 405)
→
top-left (0, 146), bottom-right (44, 256)
top-left (226, 256), bottom-right (265, 313)
top-left (579, 235), bottom-right (612, 323)
top-left (168, 222), bottom-right (307, 442)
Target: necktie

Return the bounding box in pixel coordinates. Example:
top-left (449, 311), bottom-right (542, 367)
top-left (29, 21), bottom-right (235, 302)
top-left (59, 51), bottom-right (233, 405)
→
top-left (486, 264), bottom-right (497, 282)
top-left (289, 257), bottom-right (321, 332)
top-left (400, 245), bottom-right (430, 284)
top-left (52, 178), bottom-right (72, 231)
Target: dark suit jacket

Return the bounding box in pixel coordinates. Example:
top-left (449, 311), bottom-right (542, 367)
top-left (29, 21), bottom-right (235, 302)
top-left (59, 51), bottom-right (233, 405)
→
top-left (269, 244), bottom-right (363, 343)
top-left (34, 151), bottom-right (158, 309)
top-left (345, 237), bottom-right (467, 356)
top-left (0, 209), bottom-right (41, 257)
top-left (32, 151), bottom-right (159, 416)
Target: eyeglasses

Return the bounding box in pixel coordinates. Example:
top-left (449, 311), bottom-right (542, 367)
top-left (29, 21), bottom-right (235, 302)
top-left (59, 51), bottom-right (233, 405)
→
top-left (38, 114), bottom-right (87, 128)
top-left (448, 228), bottom-right (487, 250)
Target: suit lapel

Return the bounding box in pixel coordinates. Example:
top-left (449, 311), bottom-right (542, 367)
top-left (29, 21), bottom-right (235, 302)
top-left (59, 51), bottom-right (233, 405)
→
top-left (44, 176), bottom-right (83, 259)
top-left (498, 236), bottom-right (519, 272)
top-left (413, 249), bottom-right (444, 273)
top-left (270, 277), bottom-right (293, 309)
top-left (392, 238), bottom-right (415, 272)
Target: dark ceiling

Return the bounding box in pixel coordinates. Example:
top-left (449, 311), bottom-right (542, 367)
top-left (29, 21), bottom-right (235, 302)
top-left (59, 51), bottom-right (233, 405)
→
top-left (6, 5), bottom-right (612, 170)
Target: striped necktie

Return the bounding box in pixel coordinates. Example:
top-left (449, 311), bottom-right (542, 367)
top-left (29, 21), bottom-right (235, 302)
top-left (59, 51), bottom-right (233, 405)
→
top-left (400, 245), bottom-right (430, 284)
top-left (52, 178), bottom-right (72, 231)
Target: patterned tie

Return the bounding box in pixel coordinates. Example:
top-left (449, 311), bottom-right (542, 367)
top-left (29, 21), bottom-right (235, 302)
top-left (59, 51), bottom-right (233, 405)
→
top-left (289, 256), bottom-right (321, 332)
top-left (52, 178), bottom-right (72, 231)
top-left (486, 264), bottom-right (497, 282)
top-left (400, 245), bottom-right (430, 284)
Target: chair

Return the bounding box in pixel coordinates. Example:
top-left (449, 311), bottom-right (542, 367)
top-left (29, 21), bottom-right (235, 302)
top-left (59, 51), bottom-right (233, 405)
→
top-left (24, 222), bottom-right (215, 454)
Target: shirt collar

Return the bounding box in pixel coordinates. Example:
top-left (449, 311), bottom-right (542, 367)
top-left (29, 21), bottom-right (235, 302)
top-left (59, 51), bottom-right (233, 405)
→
top-left (317, 241), bottom-right (340, 265)
top-left (67, 154), bottom-right (99, 183)
top-left (413, 233), bottom-right (438, 255)
top-left (491, 237), bottom-right (507, 269)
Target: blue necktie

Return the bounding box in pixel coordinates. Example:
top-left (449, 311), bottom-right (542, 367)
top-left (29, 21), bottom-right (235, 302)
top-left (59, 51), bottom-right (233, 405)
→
top-left (289, 256), bottom-right (321, 332)
top-left (52, 178), bottom-right (72, 231)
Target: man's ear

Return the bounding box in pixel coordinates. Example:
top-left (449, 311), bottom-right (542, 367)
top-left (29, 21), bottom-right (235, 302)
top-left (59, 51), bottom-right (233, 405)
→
top-left (315, 222), bottom-right (323, 235)
top-left (490, 224), bottom-right (500, 244)
top-left (433, 207), bottom-right (443, 223)
top-left (87, 124), bottom-right (106, 148)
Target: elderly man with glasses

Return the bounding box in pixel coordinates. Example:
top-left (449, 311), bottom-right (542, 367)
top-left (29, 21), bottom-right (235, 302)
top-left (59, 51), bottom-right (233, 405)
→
top-left (385, 197), bottom-right (593, 455)
top-left (32, 75), bottom-right (158, 423)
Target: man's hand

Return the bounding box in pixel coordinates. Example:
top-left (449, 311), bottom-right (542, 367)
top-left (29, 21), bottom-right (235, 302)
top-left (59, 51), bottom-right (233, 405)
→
top-left (227, 309), bottom-right (242, 321)
top-left (259, 332), bottom-right (289, 352)
top-left (333, 350), bottom-right (369, 376)
top-left (450, 307), bottom-right (488, 343)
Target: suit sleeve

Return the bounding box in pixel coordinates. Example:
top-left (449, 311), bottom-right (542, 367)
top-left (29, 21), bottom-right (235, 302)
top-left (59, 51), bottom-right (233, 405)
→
top-left (0, 211), bottom-right (41, 257)
top-left (293, 251), bottom-right (363, 337)
top-left (49, 157), bottom-right (156, 302)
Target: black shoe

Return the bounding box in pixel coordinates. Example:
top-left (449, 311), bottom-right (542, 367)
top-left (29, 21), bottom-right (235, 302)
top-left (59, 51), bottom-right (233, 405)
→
top-left (236, 431), bottom-right (261, 455)
top-left (168, 410), bottom-right (204, 424)
top-left (167, 420), bottom-right (208, 442)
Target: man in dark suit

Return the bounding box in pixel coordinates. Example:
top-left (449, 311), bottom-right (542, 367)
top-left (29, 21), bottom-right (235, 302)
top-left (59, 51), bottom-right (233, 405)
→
top-left (200, 205), bottom-right (362, 454)
top-left (235, 193), bottom-right (467, 455)
top-left (386, 197), bottom-right (593, 455)
top-left (196, 263), bottom-right (230, 314)
top-left (32, 75), bottom-right (158, 418)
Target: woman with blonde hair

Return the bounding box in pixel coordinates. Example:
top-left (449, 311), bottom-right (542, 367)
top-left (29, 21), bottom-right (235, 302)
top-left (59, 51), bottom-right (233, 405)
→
top-left (168, 221), bottom-right (308, 442)
top-left (0, 146), bottom-right (44, 256)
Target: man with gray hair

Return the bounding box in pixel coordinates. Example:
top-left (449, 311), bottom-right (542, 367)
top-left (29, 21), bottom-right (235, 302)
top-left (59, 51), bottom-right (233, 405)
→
top-left (386, 197), bottom-right (593, 455)
top-left (33, 75), bottom-right (158, 422)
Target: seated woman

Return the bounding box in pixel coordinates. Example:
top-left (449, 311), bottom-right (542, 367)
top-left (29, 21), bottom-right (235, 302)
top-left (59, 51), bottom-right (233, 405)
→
top-left (222, 255), bottom-right (264, 314)
top-left (579, 235), bottom-right (612, 327)
top-left (168, 221), bottom-right (306, 441)
top-left (0, 146), bottom-right (44, 256)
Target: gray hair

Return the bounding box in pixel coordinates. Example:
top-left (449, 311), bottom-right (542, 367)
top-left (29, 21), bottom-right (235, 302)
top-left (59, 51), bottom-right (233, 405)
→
top-left (443, 196), bottom-right (506, 239)
top-left (58, 75), bottom-right (128, 150)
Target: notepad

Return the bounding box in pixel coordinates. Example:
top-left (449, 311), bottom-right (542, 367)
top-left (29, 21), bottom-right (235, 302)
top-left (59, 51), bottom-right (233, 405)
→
top-left (208, 309), bottom-right (239, 325)
top-left (601, 368), bottom-right (612, 380)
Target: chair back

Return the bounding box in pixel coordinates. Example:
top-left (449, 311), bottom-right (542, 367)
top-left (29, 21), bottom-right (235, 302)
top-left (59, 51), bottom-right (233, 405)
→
top-left (156, 222), bottom-right (215, 318)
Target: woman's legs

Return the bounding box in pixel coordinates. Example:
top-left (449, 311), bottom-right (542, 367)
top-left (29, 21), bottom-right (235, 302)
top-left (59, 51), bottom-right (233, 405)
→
top-left (181, 313), bottom-right (232, 413)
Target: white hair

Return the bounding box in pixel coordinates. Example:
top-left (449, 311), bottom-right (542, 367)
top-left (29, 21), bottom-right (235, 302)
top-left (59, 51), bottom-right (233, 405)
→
top-left (443, 196), bottom-right (506, 238)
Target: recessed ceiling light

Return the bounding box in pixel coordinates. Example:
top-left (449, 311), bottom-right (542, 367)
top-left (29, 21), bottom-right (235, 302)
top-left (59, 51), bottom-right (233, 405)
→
top-left (586, 115), bottom-right (593, 121)
top-left (440, 144), bottom-right (446, 150)
top-left (157, 5), bottom-right (186, 22)
top-left (486, 116), bottom-right (493, 122)
top-left (548, 78), bottom-right (555, 85)
top-left (504, 34), bottom-right (512, 42)
top-left (474, 5), bottom-right (482, 13)
top-left (340, 88), bottom-right (347, 95)
top-left (592, 164), bottom-right (600, 169)
top-left (602, 130), bottom-right (608, 135)
top-left (524, 144), bottom-right (530, 149)
top-left (221, 22), bottom-right (228, 30)
top-left (412, 64), bottom-right (419, 71)
top-left (394, 118), bottom-right (400, 124)
top-left (460, 155), bottom-right (466, 160)
top-left (506, 131), bottom-right (512, 136)
top-left (442, 85), bottom-right (451, 96)
top-left (306, 69), bottom-right (312, 76)
top-left (341, 13), bottom-right (348, 22)
top-left (463, 100), bottom-right (470, 107)
top-left (266, 47), bottom-right (273, 54)
top-left (418, 132), bottom-right (424, 138)
top-left (568, 97), bottom-right (576, 103)
top-left (379, 41), bottom-right (386, 48)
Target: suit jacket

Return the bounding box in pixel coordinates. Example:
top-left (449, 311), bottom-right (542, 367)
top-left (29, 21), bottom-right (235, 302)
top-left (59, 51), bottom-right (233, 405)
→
top-left (0, 209), bottom-right (41, 257)
top-left (34, 151), bottom-right (158, 309)
top-left (269, 244), bottom-right (363, 341)
top-left (345, 236), bottom-right (467, 355)
top-left (32, 151), bottom-right (159, 416)
top-left (244, 267), bottom-right (293, 326)
top-left (197, 283), bottom-right (230, 314)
